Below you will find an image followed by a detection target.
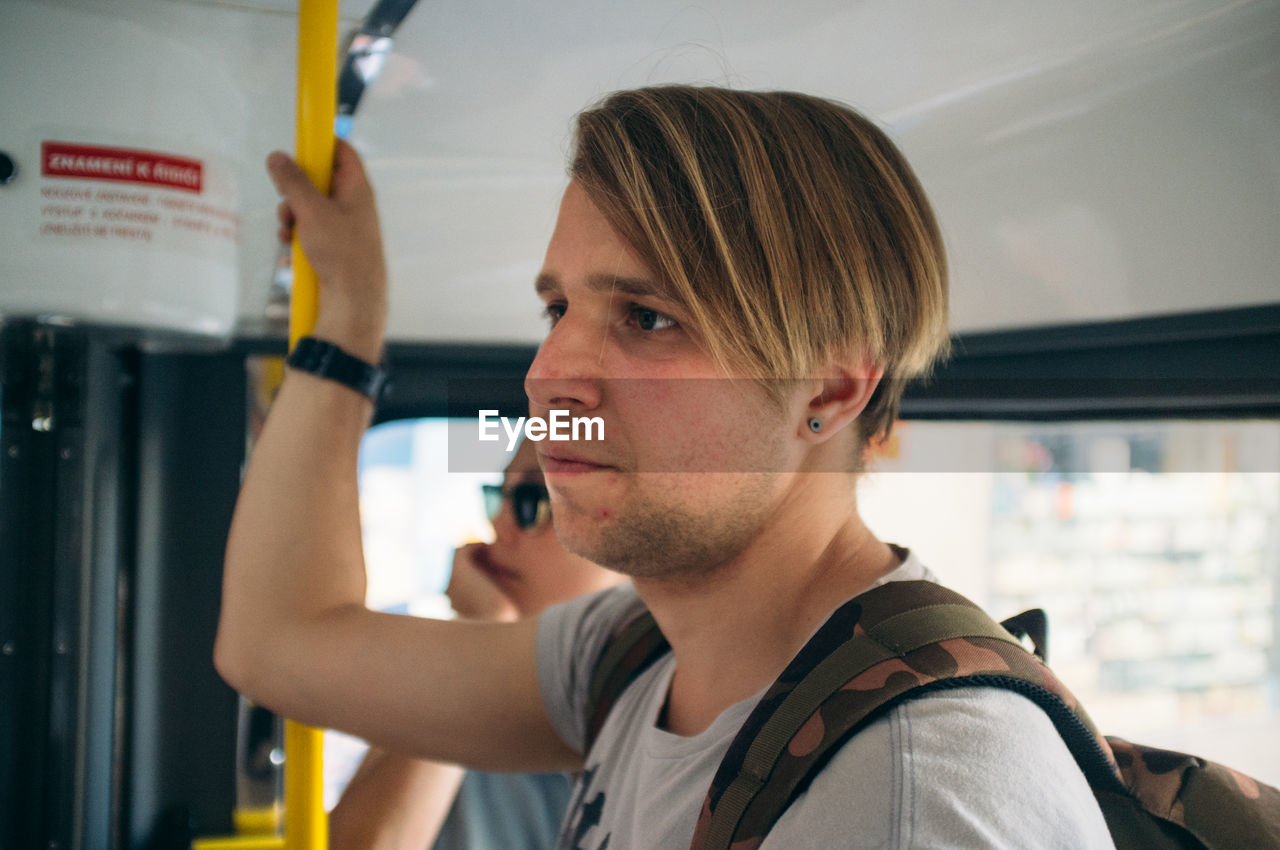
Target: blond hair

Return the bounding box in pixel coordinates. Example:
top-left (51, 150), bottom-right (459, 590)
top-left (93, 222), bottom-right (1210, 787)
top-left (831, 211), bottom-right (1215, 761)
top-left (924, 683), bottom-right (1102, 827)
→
top-left (570, 86), bottom-right (949, 448)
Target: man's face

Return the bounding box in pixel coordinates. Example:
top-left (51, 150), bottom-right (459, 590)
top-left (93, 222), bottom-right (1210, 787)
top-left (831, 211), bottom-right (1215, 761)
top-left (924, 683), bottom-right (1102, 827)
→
top-left (481, 440), bottom-right (617, 618)
top-left (525, 182), bottom-right (810, 580)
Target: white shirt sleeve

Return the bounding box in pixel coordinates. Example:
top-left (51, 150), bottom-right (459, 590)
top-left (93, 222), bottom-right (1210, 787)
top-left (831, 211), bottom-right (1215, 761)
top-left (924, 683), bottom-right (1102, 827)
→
top-left (763, 686), bottom-right (1116, 849)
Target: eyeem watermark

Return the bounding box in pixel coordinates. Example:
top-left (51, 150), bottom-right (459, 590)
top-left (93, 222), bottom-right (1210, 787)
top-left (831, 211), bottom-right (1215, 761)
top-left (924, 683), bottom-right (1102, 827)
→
top-left (478, 409), bottom-right (604, 451)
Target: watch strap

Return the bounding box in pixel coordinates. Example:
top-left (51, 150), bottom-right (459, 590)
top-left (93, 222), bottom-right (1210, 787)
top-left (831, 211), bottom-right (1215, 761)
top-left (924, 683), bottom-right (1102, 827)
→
top-left (286, 336), bottom-right (386, 401)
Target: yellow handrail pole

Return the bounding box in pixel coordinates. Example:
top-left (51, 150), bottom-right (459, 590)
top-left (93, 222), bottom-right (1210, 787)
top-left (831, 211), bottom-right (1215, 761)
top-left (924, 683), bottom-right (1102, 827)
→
top-left (285, 1), bottom-right (339, 848)
top-left (283, 720), bottom-right (326, 849)
top-left (290, 0), bottom-right (338, 349)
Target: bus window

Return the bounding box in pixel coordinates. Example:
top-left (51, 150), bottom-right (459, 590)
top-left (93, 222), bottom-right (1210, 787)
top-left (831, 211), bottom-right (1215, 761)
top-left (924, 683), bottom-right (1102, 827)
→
top-left (324, 417), bottom-right (509, 808)
top-left (326, 414), bottom-right (1280, 799)
top-left (859, 419), bottom-right (1280, 786)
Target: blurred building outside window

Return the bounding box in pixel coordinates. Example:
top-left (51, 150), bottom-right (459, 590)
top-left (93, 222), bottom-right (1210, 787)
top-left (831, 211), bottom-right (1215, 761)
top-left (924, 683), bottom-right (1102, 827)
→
top-left (861, 419), bottom-right (1279, 786)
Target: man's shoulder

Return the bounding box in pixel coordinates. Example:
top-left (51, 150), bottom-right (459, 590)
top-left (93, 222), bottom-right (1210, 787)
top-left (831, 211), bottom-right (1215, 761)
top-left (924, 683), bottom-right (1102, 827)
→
top-left (765, 686), bottom-right (1115, 848)
top-left (535, 580), bottom-right (649, 757)
top-left (541, 579), bottom-right (644, 636)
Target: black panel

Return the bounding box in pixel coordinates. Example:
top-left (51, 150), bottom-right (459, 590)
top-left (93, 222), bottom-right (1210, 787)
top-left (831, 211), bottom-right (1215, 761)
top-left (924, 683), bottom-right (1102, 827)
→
top-left (301, 305), bottom-right (1280, 426)
top-left (901, 304), bottom-right (1280, 420)
top-left (233, 337), bottom-right (537, 424)
top-left (0, 323), bottom-right (63, 849)
top-left (127, 350), bottom-right (245, 847)
top-left (378, 342), bottom-right (535, 423)
top-left (0, 322), bottom-right (133, 850)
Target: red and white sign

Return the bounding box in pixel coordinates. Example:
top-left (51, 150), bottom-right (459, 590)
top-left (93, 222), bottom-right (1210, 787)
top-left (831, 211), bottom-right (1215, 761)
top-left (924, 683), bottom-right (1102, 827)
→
top-left (42, 141), bottom-right (203, 193)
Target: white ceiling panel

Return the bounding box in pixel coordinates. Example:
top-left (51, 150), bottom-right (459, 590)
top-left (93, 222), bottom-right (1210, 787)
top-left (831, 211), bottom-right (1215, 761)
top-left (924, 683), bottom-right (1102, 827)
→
top-left (6, 0), bottom-right (1278, 342)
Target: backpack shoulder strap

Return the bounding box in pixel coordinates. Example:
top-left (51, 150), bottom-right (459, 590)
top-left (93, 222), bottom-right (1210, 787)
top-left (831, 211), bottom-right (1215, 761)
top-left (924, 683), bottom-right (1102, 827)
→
top-left (583, 604), bottom-right (670, 753)
top-left (584, 582), bottom-right (1280, 850)
top-left (690, 579), bottom-right (1125, 850)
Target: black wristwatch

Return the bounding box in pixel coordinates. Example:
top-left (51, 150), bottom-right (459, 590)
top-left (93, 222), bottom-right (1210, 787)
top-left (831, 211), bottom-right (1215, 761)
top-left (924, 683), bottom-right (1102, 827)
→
top-left (285, 336), bottom-right (387, 401)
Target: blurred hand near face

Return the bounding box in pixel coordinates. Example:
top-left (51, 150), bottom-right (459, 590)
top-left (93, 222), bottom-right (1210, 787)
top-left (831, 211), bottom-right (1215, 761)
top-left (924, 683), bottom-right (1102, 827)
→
top-left (445, 542), bottom-right (520, 623)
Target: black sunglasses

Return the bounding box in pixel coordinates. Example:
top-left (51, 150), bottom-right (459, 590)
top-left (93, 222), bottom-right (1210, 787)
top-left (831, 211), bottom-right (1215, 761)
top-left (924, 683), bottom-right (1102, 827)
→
top-left (481, 482), bottom-right (552, 531)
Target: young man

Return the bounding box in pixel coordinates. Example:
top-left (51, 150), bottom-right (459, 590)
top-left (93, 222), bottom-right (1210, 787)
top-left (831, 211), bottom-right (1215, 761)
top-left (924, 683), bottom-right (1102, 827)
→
top-left (216, 86), bottom-right (1113, 847)
top-left (329, 439), bottom-right (621, 849)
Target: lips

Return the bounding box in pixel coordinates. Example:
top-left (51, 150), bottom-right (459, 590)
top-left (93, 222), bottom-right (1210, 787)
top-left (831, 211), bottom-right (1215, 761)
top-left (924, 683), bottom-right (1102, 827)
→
top-left (538, 448), bottom-right (614, 475)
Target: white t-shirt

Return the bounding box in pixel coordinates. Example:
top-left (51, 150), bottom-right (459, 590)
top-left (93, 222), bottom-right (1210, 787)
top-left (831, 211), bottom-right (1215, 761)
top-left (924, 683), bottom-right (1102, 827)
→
top-left (536, 552), bottom-right (1116, 849)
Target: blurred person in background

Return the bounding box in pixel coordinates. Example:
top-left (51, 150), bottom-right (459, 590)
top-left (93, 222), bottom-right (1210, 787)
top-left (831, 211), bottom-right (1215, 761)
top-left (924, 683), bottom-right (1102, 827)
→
top-left (330, 438), bottom-right (621, 849)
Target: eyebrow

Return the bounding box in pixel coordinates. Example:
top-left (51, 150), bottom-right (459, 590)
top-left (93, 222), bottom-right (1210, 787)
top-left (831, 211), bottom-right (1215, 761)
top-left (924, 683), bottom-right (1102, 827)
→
top-left (534, 272), bottom-right (667, 299)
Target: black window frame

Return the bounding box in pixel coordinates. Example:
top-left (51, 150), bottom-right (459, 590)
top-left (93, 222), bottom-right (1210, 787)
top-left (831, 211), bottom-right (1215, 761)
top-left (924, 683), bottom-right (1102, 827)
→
top-left (358, 303), bottom-right (1280, 426)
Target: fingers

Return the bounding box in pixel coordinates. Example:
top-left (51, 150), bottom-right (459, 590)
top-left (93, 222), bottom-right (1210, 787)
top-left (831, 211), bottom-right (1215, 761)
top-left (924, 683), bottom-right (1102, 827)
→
top-left (276, 200), bottom-right (294, 245)
top-left (266, 140), bottom-right (375, 242)
top-left (451, 542), bottom-right (486, 575)
top-left (265, 149), bottom-right (328, 225)
top-left (265, 150), bottom-right (311, 198)
top-left (264, 138), bottom-right (388, 356)
top-left (447, 544), bottom-right (491, 599)
top-left (446, 544), bottom-right (518, 622)
top-left (330, 138), bottom-right (376, 206)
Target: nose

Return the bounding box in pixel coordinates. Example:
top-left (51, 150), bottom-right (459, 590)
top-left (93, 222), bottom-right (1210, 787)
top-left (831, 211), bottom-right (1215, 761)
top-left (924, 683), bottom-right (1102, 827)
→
top-left (525, 314), bottom-right (604, 414)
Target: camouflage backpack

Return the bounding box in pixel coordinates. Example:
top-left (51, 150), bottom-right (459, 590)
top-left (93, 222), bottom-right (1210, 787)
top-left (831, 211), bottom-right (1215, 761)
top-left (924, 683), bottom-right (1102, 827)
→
top-left (585, 579), bottom-right (1280, 849)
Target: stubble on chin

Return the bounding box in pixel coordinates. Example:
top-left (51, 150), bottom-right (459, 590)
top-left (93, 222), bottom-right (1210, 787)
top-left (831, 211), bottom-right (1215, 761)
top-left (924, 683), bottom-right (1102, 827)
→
top-left (557, 473), bottom-right (778, 584)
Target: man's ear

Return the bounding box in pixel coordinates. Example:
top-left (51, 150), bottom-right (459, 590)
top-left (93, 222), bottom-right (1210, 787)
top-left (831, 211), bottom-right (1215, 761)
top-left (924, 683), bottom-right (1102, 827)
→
top-left (800, 357), bottom-right (883, 441)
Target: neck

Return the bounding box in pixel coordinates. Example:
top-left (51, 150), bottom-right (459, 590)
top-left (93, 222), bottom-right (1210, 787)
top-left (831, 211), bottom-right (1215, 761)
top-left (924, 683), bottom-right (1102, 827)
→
top-left (633, 478), bottom-right (900, 736)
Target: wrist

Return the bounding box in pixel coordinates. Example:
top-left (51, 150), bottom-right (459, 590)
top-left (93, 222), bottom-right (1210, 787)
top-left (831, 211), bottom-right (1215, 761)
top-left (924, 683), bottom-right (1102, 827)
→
top-left (286, 336), bottom-right (387, 401)
top-left (311, 313), bottom-right (386, 364)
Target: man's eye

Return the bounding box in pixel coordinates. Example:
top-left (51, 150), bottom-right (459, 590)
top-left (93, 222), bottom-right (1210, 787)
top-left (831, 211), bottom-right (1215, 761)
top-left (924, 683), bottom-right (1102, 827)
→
top-left (542, 303), bottom-right (566, 326)
top-left (630, 305), bottom-right (677, 332)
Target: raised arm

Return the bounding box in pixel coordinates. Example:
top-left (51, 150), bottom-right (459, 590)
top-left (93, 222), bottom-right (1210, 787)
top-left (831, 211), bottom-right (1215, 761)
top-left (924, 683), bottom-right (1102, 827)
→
top-left (213, 141), bottom-right (578, 773)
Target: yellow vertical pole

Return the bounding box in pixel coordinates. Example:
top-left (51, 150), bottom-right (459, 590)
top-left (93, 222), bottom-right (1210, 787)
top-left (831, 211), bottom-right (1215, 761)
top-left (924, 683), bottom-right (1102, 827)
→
top-left (286, 1), bottom-right (338, 848)
top-left (290, 0), bottom-right (338, 348)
